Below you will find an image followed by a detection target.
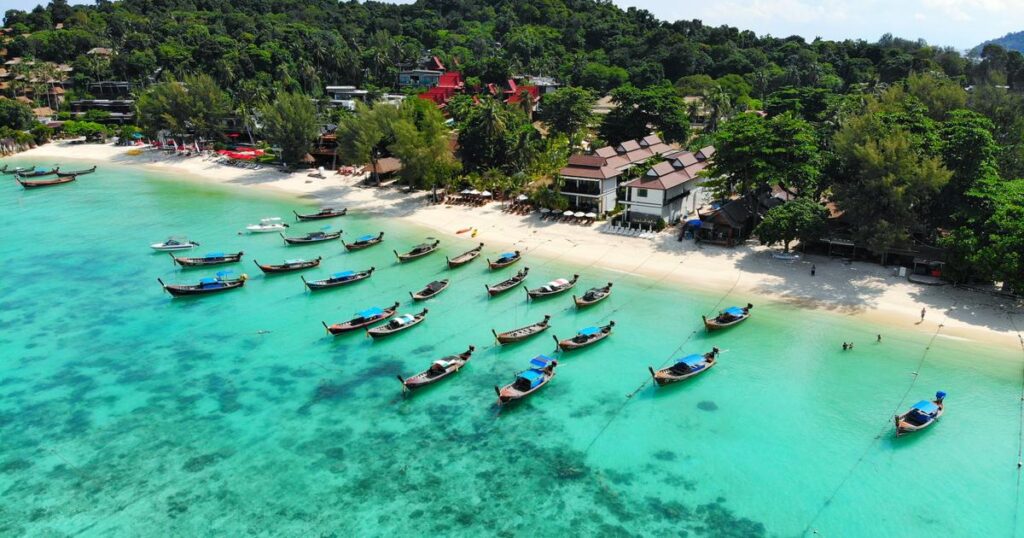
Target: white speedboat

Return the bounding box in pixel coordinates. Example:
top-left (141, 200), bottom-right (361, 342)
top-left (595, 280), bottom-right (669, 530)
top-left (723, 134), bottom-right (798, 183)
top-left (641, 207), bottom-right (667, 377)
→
top-left (246, 217), bottom-right (289, 233)
top-left (151, 236), bottom-right (199, 251)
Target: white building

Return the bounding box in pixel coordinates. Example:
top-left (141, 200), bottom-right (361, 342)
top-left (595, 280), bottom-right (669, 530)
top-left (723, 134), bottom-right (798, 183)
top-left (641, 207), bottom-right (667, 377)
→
top-left (621, 146), bottom-right (715, 224)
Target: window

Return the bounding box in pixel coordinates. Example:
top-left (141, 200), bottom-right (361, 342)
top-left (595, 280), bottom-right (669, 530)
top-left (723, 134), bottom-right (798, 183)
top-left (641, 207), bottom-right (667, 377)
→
top-left (637, 188), bottom-right (648, 197)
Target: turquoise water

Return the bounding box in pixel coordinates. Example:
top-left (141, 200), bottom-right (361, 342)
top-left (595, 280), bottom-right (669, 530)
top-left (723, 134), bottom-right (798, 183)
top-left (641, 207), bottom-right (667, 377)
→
top-left (1, 160), bottom-right (1022, 536)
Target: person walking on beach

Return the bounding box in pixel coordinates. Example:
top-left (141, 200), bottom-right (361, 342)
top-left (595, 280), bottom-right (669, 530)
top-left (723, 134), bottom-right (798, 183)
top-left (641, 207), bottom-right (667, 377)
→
top-left (811, 264), bottom-right (816, 277)
top-left (877, 334), bottom-right (882, 343)
top-left (920, 307), bottom-right (926, 322)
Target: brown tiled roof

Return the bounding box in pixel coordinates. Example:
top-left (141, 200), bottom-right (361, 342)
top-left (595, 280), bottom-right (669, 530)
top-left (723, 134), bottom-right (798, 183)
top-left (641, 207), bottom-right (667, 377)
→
top-left (624, 161), bottom-right (708, 191)
top-left (697, 146), bottom-right (715, 160)
top-left (594, 146), bottom-right (617, 158)
top-left (559, 164), bottom-right (620, 180)
top-left (617, 140), bottom-right (641, 153)
top-left (672, 152), bottom-right (699, 167)
top-left (33, 106), bottom-right (54, 117)
top-left (567, 154), bottom-right (606, 168)
top-left (623, 148), bottom-right (654, 163)
top-left (373, 157), bottom-right (402, 174)
top-left (640, 134), bottom-right (661, 147)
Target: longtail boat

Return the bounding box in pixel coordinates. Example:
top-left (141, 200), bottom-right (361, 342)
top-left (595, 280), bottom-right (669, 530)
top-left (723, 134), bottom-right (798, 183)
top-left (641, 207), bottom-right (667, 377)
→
top-left (19, 167), bottom-right (58, 178)
top-left (447, 243), bottom-right (484, 268)
top-left (56, 165), bottom-right (96, 177)
top-left (394, 239), bottom-right (441, 262)
top-left (254, 256), bottom-right (322, 274)
top-left (486, 267), bottom-right (529, 296)
top-left (493, 315), bottom-right (551, 344)
top-left (648, 348), bottom-right (720, 386)
top-left (302, 267), bottom-right (374, 290)
top-left (702, 303), bottom-right (753, 331)
top-left (151, 237), bottom-right (199, 251)
top-left (573, 282), bottom-right (613, 307)
top-left (410, 279), bottom-right (450, 301)
top-left (895, 392), bottom-right (946, 437)
top-left (487, 250), bottom-right (521, 269)
top-left (280, 230), bottom-right (341, 245)
top-left (495, 355), bottom-right (557, 405)
top-left (323, 302), bottom-right (400, 335)
top-left (171, 251), bottom-right (243, 268)
top-left (2, 165), bottom-right (34, 175)
top-left (526, 274), bottom-right (579, 299)
top-left (15, 174), bottom-right (76, 188)
top-left (397, 346), bottom-right (475, 392)
top-left (293, 207), bottom-right (347, 221)
top-left (367, 308), bottom-right (428, 338)
top-left (554, 321), bottom-right (614, 351)
top-left (158, 271), bottom-right (247, 297)
top-left (343, 232), bottom-right (384, 251)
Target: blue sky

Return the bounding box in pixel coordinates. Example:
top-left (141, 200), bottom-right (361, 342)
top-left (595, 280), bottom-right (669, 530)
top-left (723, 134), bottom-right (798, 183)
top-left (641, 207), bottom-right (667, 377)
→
top-left (5, 0), bottom-right (1021, 50)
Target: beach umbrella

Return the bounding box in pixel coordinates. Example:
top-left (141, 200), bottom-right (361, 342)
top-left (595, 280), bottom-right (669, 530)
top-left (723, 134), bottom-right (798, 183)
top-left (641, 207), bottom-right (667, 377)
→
top-left (480, 191), bottom-right (493, 197)
top-left (540, 208), bottom-right (551, 214)
top-left (563, 210), bottom-right (574, 217)
top-left (516, 194), bottom-right (529, 201)
top-left (300, 153), bottom-right (315, 164)
top-left (574, 211), bottom-right (586, 218)
top-left (460, 188), bottom-right (473, 194)
top-left (585, 212), bottom-right (597, 218)
top-left (468, 189), bottom-right (481, 195)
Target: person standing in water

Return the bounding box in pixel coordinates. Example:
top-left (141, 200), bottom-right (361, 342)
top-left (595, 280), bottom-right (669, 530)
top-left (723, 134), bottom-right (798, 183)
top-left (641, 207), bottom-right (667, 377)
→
top-left (811, 264), bottom-right (816, 276)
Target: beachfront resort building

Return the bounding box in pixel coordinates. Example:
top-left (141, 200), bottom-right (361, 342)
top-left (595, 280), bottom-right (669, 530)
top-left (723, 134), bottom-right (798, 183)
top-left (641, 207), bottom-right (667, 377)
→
top-left (69, 81), bottom-right (135, 123)
top-left (620, 146), bottom-right (715, 225)
top-left (324, 86), bottom-right (404, 110)
top-left (557, 135), bottom-right (682, 215)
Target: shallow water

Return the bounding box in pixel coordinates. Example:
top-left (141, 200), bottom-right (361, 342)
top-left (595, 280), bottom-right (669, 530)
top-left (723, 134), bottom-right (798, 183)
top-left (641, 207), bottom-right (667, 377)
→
top-left (1, 160), bottom-right (1022, 536)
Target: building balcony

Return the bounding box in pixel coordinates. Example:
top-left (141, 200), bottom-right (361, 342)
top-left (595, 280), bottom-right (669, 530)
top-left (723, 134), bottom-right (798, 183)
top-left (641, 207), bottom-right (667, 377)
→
top-left (559, 179), bottom-right (602, 196)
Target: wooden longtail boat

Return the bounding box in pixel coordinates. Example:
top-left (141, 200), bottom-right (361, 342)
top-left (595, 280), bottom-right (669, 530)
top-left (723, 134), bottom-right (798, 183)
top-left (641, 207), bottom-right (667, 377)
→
top-left (526, 274), bottom-right (579, 299)
top-left (322, 302), bottom-right (400, 335)
top-left (302, 267), bottom-right (374, 290)
top-left (447, 243), bottom-right (484, 268)
top-left (280, 230), bottom-right (342, 245)
top-left (410, 279), bottom-right (450, 301)
top-left (293, 207), bottom-right (347, 221)
top-left (158, 271), bottom-right (247, 297)
top-left (493, 315), bottom-right (551, 344)
top-left (702, 303), bottom-right (753, 331)
top-left (495, 355), bottom-right (557, 405)
top-left (171, 251), bottom-right (243, 267)
top-left (486, 268), bottom-right (529, 296)
top-left (394, 239), bottom-right (441, 262)
top-left (397, 346), bottom-right (475, 392)
top-left (56, 165), bottom-right (96, 177)
top-left (648, 348), bottom-right (720, 386)
top-left (15, 174), bottom-right (76, 188)
top-left (19, 167), bottom-right (58, 178)
top-left (487, 250), bottom-right (521, 269)
top-left (2, 165), bottom-right (34, 175)
top-left (367, 308), bottom-right (428, 338)
top-left (895, 392), bottom-right (946, 437)
top-left (254, 256), bottom-right (322, 274)
top-left (554, 321), bottom-right (614, 351)
top-left (573, 282), bottom-right (613, 307)
top-left (342, 232), bottom-right (384, 251)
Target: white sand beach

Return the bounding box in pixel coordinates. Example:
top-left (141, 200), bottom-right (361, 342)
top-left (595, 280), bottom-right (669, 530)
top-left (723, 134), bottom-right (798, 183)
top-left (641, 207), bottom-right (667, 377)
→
top-left (18, 141), bottom-right (1024, 348)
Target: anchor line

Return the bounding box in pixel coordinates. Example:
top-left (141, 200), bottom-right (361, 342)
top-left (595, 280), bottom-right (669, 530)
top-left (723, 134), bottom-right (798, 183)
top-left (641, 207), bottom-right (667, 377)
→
top-left (800, 311), bottom-right (949, 536)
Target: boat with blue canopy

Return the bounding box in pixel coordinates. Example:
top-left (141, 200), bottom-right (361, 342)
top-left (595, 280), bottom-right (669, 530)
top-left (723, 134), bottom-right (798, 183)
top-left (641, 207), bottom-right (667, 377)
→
top-left (398, 346), bottom-right (476, 392)
top-left (573, 282), bottom-right (613, 307)
top-left (447, 242), bottom-right (485, 268)
top-left (493, 315), bottom-right (551, 344)
top-left (19, 166), bottom-right (59, 178)
top-left (254, 256), bottom-right (322, 274)
top-left (703, 303), bottom-right (753, 331)
top-left (322, 302), bottom-right (400, 335)
top-left (368, 308), bottom-right (429, 338)
top-left (342, 232), bottom-right (384, 251)
top-left (649, 347), bottom-right (720, 386)
top-left (554, 321), bottom-right (615, 351)
top-left (302, 267), bottom-right (374, 290)
top-left (171, 251), bottom-right (244, 267)
top-left (395, 239), bottom-right (441, 262)
top-left (487, 250), bottom-right (522, 270)
top-left (158, 270), bottom-right (248, 297)
top-left (895, 391), bottom-right (946, 436)
top-left (495, 355), bottom-right (558, 404)
top-left (486, 267), bottom-right (530, 296)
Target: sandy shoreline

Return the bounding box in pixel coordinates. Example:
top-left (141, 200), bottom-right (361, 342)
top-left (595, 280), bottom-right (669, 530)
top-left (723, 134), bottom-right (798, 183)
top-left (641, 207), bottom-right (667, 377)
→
top-left (16, 141), bottom-right (1023, 348)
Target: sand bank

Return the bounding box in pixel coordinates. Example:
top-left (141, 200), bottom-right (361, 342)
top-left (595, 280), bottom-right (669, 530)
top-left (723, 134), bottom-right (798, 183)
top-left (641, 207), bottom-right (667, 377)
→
top-left (17, 141), bottom-right (1023, 348)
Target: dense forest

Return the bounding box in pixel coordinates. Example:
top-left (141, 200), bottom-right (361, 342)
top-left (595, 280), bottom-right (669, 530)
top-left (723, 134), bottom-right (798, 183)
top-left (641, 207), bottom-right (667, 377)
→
top-left (1, 0), bottom-right (1022, 291)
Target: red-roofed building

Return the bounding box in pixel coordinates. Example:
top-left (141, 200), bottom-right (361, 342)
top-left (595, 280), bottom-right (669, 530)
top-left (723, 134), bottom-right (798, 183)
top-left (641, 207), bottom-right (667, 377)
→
top-left (417, 71), bottom-right (465, 108)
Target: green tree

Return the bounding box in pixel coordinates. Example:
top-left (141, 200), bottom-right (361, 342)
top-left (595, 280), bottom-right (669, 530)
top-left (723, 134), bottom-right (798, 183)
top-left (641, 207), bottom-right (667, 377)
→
top-left (599, 84), bottom-right (690, 144)
top-left (336, 102), bottom-right (399, 184)
top-left (753, 198), bottom-right (828, 252)
top-left (705, 112), bottom-right (820, 196)
top-left (905, 72), bottom-right (967, 121)
top-left (0, 100), bottom-right (35, 130)
top-left (458, 97), bottom-right (539, 173)
top-left (389, 98), bottom-right (460, 194)
top-left (259, 92), bottom-right (319, 165)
